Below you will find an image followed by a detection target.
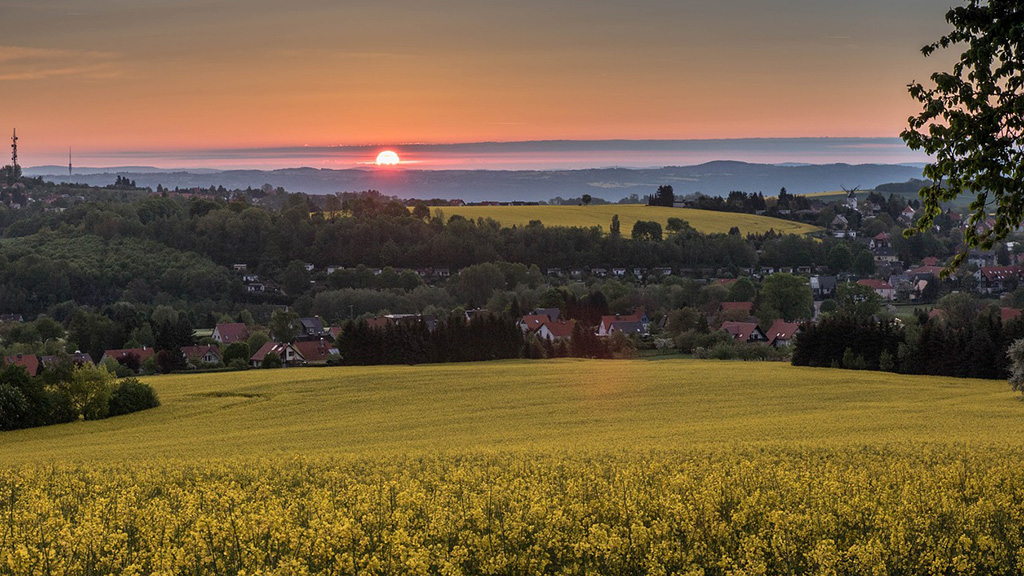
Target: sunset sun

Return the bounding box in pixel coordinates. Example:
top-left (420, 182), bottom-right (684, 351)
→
top-left (375, 150), bottom-right (400, 166)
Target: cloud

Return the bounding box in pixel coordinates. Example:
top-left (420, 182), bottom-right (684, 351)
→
top-left (0, 45), bottom-right (120, 81)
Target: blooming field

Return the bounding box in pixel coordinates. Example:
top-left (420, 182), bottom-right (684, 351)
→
top-left (3, 360), bottom-right (1024, 574)
top-left (3, 449), bottom-right (1024, 575)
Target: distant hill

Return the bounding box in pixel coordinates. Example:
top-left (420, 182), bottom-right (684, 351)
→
top-left (29, 161), bottom-right (923, 202)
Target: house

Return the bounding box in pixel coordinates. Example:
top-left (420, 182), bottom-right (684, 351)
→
top-left (232, 263), bottom-right (248, 271)
top-left (900, 205), bottom-right (916, 222)
top-left (246, 282), bottom-right (266, 293)
top-left (907, 266), bottom-right (944, 280)
top-left (536, 320), bottom-right (576, 341)
top-left (4, 353), bottom-right (39, 377)
top-left (720, 321), bottom-right (768, 343)
top-left (856, 279), bottom-right (896, 301)
top-left (100, 347), bottom-right (156, 367)
top-left (975, 266), bottom-right (1023, 294)
top-left (809, 276), bottom-right (837, 300)
top-left (597, 309), bottom-right (650, 336)
top-left (40, 351), bottom-right (94, 368)
top-left (250, 342), bottom-right (304, 368)
top-left (0, 313), bottom-right (24, 323)
top-left (303, 263), bottom-right (315, 272)
top-left (765, 320), bottom-right (800, 348)
top-left (180, 345), bottom-right (222, 367)
top-left (546, 268), bottom-right (564, 277)
top-left (292, 339), bottom-right (337, 365)
top-left (327, 326), bottom-right (342, 341)
top-left (922, 256), bottom-right (941, 267)
top-left (213, 323), bottom-right (250, 344)
top-left (519, 314), bottom-right (550, 333)
top-left (298, 317), bottom-right (328, 339)
top-left (612, 267), bottom-right (627, 277)
top-left (242, 273), bottom-right (259, 283)
top-left (870, 232), bottom-right (891, 250)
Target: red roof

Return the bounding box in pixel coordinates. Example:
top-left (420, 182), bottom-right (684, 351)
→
top-left (922, 256), bottom-right (940, 266)
top-left (292, 339), bottom-right (333, 363)
top-left (181, 345), bottom-right (221, 361)
top-left (539, 319), bottom-right (576, 339)
top-left (1001, 307), bottom-right (1022, 322)
top-left (365, 317), bottom-right (390, 330)
top-left (721, 321), bottom-right (763, 342)
top-left (857, 279), bottom-right (893, 290)
top-left (765, 320), bottom-right (800, 346)
top-left (250, 342), bottom-right (300, 363)
top-left (979, 266), bottom-right (1023, 282)
top-left (4, 353), bottom-right (39, 377)
top-left (599, 308), bottom-right (646, 332)
top-left (519, 314), bottom-right (549, 332)
top-left (907, 266), bottom-right (944, 277)
top-left (874, 232), bottom-right (890, 241)
top-left (214, 323), bottom-right (250, 343)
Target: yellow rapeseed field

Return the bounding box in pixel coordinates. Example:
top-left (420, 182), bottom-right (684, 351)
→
top-left (429, 204), bottom-right (821, 236)
top-left (3, 359), bottom-right (1024, 575)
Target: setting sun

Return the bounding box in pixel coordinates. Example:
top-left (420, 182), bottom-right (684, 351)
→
top-left (375, 150), bottom-right (400, 166)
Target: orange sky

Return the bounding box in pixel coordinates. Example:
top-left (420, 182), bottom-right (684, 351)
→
top-left (1, 0), bottom-right (956, 166)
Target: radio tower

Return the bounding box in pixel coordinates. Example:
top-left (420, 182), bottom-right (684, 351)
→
top-left (10, 129), bottom-right (18, 169)
top-left (68, 147), bottom-right (73, 176)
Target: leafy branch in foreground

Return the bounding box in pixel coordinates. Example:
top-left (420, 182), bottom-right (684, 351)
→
top-left (902, 0), bottom-right (1024, 272)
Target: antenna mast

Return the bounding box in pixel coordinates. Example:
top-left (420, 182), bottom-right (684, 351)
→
top-left (10, 129), bottom-right (18, 169)
top-left (69, 147), bottom-right (73, 176)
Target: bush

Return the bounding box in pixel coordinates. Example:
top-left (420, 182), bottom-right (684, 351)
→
top-left (228, 358), bottom-right (250, 371)
top-left (262, 352), bottom-right (283, 369)
top-left (108, 377), bottom-right (160, 417)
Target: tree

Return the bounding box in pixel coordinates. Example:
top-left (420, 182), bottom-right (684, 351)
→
top-left (828, 243), bottom-right (853, 273)
top-left (610, 214), bottom-right (621, 236)
top-left (631, 220), bottom-right (663, 241)
top-left (652, 185), bottom-right (674, 207)
top-left (835, 282), bottom-right (883, 321)
top-left (758, 273), bottom-right (813, 322)
top-left (269, 309), bottom-right (300, 343)
top-left (282, 260), bottom-right (311, 297)
top-left (902, 0), bottom-right (1024, 270)
top-left (581, 194), bottom-right (592, 206)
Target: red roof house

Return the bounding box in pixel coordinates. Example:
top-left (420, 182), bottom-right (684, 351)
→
top-left (765, 320), bottom-right (800, 347)
top-left (536, 319), bottom-right (576, 341)
top-left (721, 321), bottom-right (768, 343)
top-left (212, 323), bottom-right (250, 344)
top-left (250, 342), bottom-right (304, 368)
top-left (100, 347), bottom-right (155, 366)
top-left (292, 339), bottom-right (336, 364)
top-left (4, 353), bottom-right (39, 377)
top-left (597, 308), bottom-right (650, 336)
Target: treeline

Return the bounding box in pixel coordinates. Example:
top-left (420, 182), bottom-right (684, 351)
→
top-left (792, 299), bottom-right (1024, 379)
top-left (335, 314), bottom-right (525, 365)
top-left (0, 362), bottom-right (159, 431)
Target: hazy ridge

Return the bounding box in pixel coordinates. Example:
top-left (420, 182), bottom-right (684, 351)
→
top-left (27, 161), bottom-right (923, 201)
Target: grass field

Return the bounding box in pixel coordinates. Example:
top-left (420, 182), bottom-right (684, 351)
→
top-left (5, 360), bottom-right (1024, 575)
top-left (430, 204), bottom-right (821, 236)
top-left (3, 359), bottom-right (1021, 464)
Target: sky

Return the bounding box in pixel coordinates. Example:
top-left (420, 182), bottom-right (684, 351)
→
top-left (1, 0), bottom-right (957, 169)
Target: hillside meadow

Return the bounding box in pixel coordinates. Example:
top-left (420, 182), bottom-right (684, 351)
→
top-left (3, 359), bottom-right (1022, 462)
top-left (428, 204), bottom-right (821, 236)
top-left (4, 359), bottom-right (1024, 575)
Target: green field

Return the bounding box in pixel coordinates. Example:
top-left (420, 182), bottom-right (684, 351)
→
top-left (5, 361), bottom-right (1024, 575)
top-left (430, 204), bottom-right (821, 236)
top-left (3, 359), bottom-right (1021, 464)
